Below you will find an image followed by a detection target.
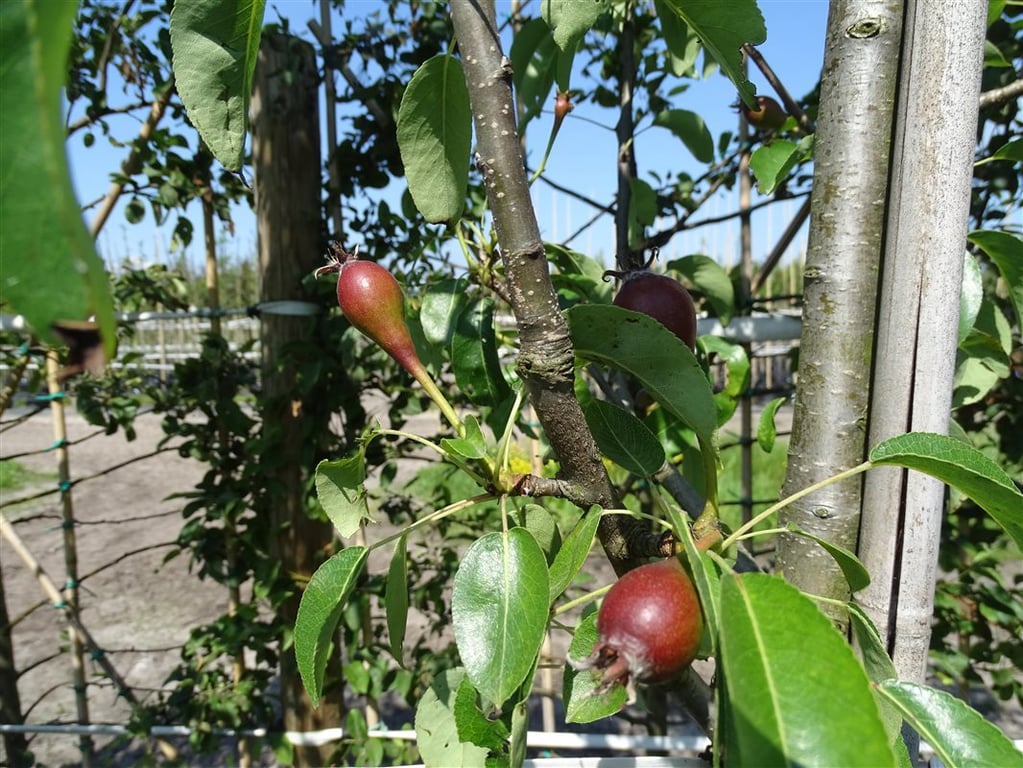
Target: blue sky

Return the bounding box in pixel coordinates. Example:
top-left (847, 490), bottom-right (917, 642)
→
top-left (68, 0), bottom-right (830, 277)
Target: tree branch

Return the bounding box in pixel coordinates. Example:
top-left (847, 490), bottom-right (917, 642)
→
top-left (615, 7), bottom-right (640, 271)
top-left (742, 43), bottom-right (815, 132)
top-left (450, 0), bottom-right (649, 574)
top-left (89, 82), bottom-right (175, 239)
top-left (978, 77), bottom-right (1023, 109)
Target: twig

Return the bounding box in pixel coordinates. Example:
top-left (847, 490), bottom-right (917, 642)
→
top-left (0, 353), bottom-right (30, 417)
top-left (978, 78), bottom-right (1023, 109)
top-left (750, 196), bottom-right (812, 295)
top-left (89, 84), bottom-right (175, 239)
top-left (742, 43), bottom-right (814, 132)
top-left (0, 514), bottom-right (138, 705)
top-left (67, 102), bottom-right (149, 135)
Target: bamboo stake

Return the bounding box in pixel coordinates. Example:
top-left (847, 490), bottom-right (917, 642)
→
top-left (44, 350), bottom-right (93, 767)
top-left (0, 514), bottom-right (179, 760)
top-left (858, 0), bottom-right (987, 681)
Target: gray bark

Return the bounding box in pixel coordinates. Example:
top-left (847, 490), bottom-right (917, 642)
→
top-left (450, 0), bottom-right (656, 574)
top-left (858, 0), bottom-right (987, 684)
top-left (253, 34), bottom-right (340, 768)
top-left (777, 1), bottom-right (904, 610)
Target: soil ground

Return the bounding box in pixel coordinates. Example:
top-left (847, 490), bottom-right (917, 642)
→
top-left (1, 408), bottom-right (1020, 767)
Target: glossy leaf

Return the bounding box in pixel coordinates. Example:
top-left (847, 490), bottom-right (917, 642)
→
top-left (1, 0), bottom-right (116, 356)
top-left (452, 529), bottom-right (550, 709)
top-left (509, 18), bottom-right (558, 127)
top-left (548, 505), bottom-right (601, 603)
top-left (169, 0), bottom-right (266, 171)
top-left (441, 414), bottom-right (488, 460)
top-left (295, 546), bottom-right (369, 706)
top-left (958, 251), bottom-right (983, 343)
top-left (546, 243), bottom-right (612, 303)
top-left (750, 138), bottom-right (804, 194)
top-left (666, 254), bottom-right (736, 325)
top-left (628, 177), bottom-right (657, 248)
top-left (674, 505), bottom-right (720, 658)
top-left (542, 0), bottom-right (608, 51)
top-left (385, 535), bottom-right (409, 664)
top-left (453, 674), bottom-right (509, 753)
top-left (452, 297), bottom-right (512, 407)
top-left (583, 399), bottom-right (665, 477)
top-left (698, 336), bottom-right (750, 427)
top-left (415, 668), bottom-right (490, 767)
top-left (656, 0), bottom-right (765, 106)
top-left (877, 680), bottom-right (1023, 768)
top-left (975, 135), bottom-right (1023, 165)
top-left (719, 573), bottom-right (895, 766)
top-left (510, 699), bottom-right (529, 768)
top-left (518, 503), bottom-right (561, 564)
top-left (847, 603), bottom-right (908, 759)
top-left (652, 109), bottom-right (714, 163)
top-left (869, 432), bottom-right (1023, 551)
top-left (421, 277), bottom-right (470, 347)
top-left (954, 300), bottom-right (1013, 407)
top-left (655, 0), bottom-right (701, 76)
top-left (315, 453), bottom-right (371, 538)
top-left (567, 304), bottom-right (717, 444)
top-left (563, 610), bottom-right (628, 722)
top-left (968, 229), bottom-right (1023, 327)
top-left (785, 523), bottom-right (870, 592)
top-left (757, 396), bottom-right (787, 453)
top-left (397, 55), bottom-right (471, 223)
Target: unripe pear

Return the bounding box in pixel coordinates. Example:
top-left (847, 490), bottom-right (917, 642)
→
top-left (315, 243), bottom-right (423, 377)
top-left (741, 95), bottom-right (787, 132)
top-left (612, 270), bottom-right (698, 352)
top-left (585, 557), bottom-right (703, 689)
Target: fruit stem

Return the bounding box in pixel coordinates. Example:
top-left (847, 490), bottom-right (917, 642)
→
top-left (553, 583), bottom-right (613, 617)
top-left (407, 362), bottom-right (465, 439)
top-left (720, 460), bottom-right (874, 551)
top-left (374, 428), bottom-right (489, 487)
top-left (371, 492), bottom-right (496, 552)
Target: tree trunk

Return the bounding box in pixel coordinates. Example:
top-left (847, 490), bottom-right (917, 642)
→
top-left (858, 0), bottom-right (987, 681)
top-left (777, 0), bottom-right (904, 614)
top-left (252, 33), bottom-right (340, 766)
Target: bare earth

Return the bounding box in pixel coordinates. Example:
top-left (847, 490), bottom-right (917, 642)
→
top-left (1, 409), bottom-right (1019, 767)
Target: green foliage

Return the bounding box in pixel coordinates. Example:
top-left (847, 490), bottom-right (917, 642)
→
top-left (170, 0), bottom-right (267, 171)
top-left (718, 574), bottom-right (896, 766)
top-left (397, 54), bottom-right (472, 223)
top-left (656, 0), bottom-right (766, 106)
top-left (870, 432), bottom-right (1023, 551)
top-left (451, 529), bottom-right (549, 710)
top-left (295, 547), bottom-right (369, 707)
top-left (0, 0), bottom-right (116, 355)
top-left (13, 0), bottom-right (1022, 765)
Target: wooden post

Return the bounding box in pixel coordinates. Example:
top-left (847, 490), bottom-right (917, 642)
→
top-left (252, 33), bottom-right (340, 766)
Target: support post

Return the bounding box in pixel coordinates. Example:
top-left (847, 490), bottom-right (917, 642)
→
top-left (858, 0), bottom-right (987, 681)
top-left (252, 33), bottom-right (340, 767)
